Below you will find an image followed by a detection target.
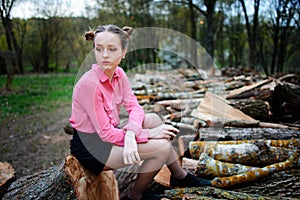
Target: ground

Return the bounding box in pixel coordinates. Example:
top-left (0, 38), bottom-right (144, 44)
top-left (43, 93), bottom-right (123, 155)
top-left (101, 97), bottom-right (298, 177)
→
top-left (0, 103), bottom-right (72, 178)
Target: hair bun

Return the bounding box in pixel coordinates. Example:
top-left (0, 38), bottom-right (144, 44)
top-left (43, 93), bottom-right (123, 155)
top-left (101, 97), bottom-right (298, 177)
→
top-left (122, 26), bottom-right (133, 37)
top-left (85, 31), bottom-right (95, 41)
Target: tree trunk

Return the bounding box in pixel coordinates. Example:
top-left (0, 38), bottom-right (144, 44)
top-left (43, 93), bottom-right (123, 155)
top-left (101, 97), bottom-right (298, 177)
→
top-left (3, 161), bottom-right (75, 200)
top-left (239, 0), bottom-right (260, 69)
top-left (204, 0), bottom-right (216, 59)
top-left (3, 155), bottom-right (119, 200)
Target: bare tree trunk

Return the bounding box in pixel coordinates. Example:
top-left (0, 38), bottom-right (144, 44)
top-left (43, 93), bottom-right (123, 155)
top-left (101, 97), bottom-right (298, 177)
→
top-left (0, 0), bottom-right (23, 73)
top-left (239, 0), bottom-right (260, 69)
top-left (204, 0), bottom-right (216, 59)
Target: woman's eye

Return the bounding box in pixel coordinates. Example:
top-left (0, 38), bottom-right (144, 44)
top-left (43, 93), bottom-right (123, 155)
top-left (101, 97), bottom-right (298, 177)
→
top-left (96, 48), bottom-right (102, 52)
top-left (110, 48), bottom-right (117, 52)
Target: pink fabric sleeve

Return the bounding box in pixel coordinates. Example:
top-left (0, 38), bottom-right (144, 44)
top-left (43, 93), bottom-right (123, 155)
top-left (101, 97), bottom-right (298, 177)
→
top-left (77, 80), bottom-right (126, 146)
top-left (120, 73), bottom-right (149, 142)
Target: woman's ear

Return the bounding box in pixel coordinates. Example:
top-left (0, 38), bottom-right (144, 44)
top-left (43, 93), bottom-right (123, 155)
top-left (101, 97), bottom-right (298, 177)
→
top-left (122, 49), bottom-right (127, 59)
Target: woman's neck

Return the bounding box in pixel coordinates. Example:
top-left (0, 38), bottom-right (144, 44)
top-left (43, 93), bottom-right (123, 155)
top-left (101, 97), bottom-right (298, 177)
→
top-left (104, 69), bottom-right (115, 82)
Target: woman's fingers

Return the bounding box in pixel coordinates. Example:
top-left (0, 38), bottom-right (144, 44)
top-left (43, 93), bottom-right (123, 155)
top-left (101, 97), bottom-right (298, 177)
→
top-left (149, 124), bottom-right (180, 139)
top-left (165, 130), bottom-right (176, 138)
top-left (134, 151), bottom-right (141, 163)
top-left (165, 124), bottom-right (179, 133)
top-left (124, 151), bottom-right (141, 165)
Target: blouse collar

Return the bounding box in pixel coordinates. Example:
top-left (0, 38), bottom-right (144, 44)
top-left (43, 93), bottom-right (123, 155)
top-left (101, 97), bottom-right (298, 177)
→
top-left (91, 64), bottom-right (121, 83)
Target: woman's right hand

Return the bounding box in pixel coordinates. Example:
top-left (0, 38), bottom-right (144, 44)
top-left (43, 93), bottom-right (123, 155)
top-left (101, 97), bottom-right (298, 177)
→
top-left (149, 124), bottom-right (179, 139)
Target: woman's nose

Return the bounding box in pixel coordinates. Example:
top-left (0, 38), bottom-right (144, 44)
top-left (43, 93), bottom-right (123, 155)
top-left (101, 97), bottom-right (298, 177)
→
top-left (103, 49), bottom-right (108, 57)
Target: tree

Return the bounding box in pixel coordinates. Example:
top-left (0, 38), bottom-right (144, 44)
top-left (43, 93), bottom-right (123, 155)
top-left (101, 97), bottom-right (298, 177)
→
top-left (270, 0), bottom-right (300, 74)
top-left (238, 0), bottom-right (260, 71)
top-left (182, 0), bottom-right (217, 59)
top-left (0, 0), bottom-right (23, 90)
top-left (28, 0), bottom-right (80, 73)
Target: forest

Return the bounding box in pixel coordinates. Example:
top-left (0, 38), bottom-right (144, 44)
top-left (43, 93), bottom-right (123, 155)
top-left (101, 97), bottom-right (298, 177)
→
top-left (1, 0), bottom-right (299, 86)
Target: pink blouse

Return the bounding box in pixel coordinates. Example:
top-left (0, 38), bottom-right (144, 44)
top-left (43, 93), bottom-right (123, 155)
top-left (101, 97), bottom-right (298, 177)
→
top-left (69, 64), bottom-right (149, 146)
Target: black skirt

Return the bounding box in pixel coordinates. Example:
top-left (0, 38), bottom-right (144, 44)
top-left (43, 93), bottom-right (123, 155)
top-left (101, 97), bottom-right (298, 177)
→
top-left (70, 129), bottom-right (113, 176)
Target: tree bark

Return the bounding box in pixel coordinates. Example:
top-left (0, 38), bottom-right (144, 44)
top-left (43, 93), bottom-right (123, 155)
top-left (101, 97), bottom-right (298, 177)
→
top-left (204, 0), bottom-right (216, 59)
top-left (163, 186), bottom-right (279, 200)
top-left (229, 99), bottom-right (270, 121)
top-left (239, 0), bottom-right (260, 70)
top-left (189, 139), bottom-right (299, 165)
top-left (3, 155), bottom-right (120, 200)
top-left (3, 161), bottom-right (75, 200)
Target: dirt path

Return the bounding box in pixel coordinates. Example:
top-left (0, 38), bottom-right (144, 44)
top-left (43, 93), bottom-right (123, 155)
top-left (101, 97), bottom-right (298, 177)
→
top-left (0, 104), bottom-right (72, 178)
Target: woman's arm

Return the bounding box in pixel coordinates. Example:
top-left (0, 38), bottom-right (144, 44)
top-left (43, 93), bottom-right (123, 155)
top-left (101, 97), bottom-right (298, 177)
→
top-left (77, 79), bottom-right (126, 146)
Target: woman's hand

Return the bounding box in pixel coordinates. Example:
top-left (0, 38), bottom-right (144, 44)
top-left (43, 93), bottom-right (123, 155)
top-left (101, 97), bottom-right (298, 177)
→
top-left (149, 124), bottom-right (179, 139)
top-left (123, 131), bottom-right (141, 165)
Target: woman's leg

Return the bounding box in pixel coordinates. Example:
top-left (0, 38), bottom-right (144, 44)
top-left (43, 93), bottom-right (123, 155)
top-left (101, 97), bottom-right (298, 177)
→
top-left (142, 113), bottom-right (164, 128)
top-left (143, 113), bottom-right (187, 179)
top-left (104, 139), bottom-right (172, 200)
top-left (103, 113), bottom-right (187, 199)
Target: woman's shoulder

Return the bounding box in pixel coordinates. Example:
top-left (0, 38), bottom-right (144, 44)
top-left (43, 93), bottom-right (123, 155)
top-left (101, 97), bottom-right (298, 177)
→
top-left (76, 69), bottom-right (99, 87)
top-left (116, 66), bottom-right (127, 78)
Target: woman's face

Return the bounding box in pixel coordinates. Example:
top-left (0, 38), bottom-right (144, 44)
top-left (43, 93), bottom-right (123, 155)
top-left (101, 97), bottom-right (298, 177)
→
top-left (94, 32), bottom-right (126, 71)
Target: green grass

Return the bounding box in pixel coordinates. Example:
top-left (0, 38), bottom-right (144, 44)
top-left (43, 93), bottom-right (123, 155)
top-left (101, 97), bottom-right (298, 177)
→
top-left (0, 73), bottom-right (76, 122)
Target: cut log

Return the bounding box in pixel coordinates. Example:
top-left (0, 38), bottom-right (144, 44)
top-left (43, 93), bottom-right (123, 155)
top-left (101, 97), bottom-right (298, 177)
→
top-left (114, 164), bottom-right (140, 199)
top-left (64, 154), bottom-right (119, 200)
top-left (0, 162), bottom-right (16, 199)
top-left (191, 92), bottom-right (258, 125)
top-left (211, 152), bottom-right (297, 188)
top-left (234, 168), bottom-right (300, 198)
top-left (226, 78), bottom-right (273, 99)
top-left (195, 154), bottom-right (260, 178)
top-left (269, 82), bottom-right (300, 123)
top-left (197, 127), bottom-right (300, 141)
top-left (162, 186), bottom-right (279, 200)
top-left (155, 98), bottom-right (202, 108)
top-left (3, 161), bottom-right (75, 200)
top-left (189, 139), bottom-right (299, 166)
top-left (3, 155), bottom-right (119, 200)
top-left (229, 99), bottom-right (270, 121)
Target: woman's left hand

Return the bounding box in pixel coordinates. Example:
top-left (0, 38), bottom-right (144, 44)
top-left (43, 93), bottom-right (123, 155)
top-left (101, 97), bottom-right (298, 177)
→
top-left (123, 131), bottom-right (141, 165)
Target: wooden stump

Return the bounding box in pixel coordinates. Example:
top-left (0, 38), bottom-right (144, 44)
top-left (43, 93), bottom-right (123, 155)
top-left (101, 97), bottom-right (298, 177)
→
top-left (3, 155), bottom-right (119, 200)
top-left (0, 162), bottom-right (16, 199)
top-left (64, 154), bottom-right (119, 200)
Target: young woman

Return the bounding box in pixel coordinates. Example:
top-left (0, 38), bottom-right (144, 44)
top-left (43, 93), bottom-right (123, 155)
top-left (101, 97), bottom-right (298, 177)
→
top-left (69, 24), bottom-right (211, 200)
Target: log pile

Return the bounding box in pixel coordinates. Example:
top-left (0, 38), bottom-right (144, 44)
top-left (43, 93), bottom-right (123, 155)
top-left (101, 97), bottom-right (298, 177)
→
top-left (130, 68), bottom-right (300, 199)
top-left (1, 68), bottom-right (300, 199)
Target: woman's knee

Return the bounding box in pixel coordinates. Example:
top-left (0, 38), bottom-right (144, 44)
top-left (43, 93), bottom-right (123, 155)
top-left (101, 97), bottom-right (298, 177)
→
top-left (143, 113), bottom-right (163, 128)
top-left (148, 139), bottom-right (172, 158)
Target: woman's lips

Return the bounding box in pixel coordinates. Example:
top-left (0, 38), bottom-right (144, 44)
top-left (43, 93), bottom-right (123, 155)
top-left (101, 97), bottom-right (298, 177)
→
top-left (102, 61), bottom-right (111, 64)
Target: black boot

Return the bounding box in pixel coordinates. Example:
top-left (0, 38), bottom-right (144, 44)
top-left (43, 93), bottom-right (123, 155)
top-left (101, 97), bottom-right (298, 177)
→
top-left (122, 191), bottom-right (161, 200)
top-left (170, 173), bottom-right (211, 187)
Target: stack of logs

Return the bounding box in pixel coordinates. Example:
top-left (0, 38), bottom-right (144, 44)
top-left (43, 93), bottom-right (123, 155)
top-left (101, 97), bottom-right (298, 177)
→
top-left (1, 67), bottom-right (300, 199)
top-left (131, 68), bottom-right (300, 199)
